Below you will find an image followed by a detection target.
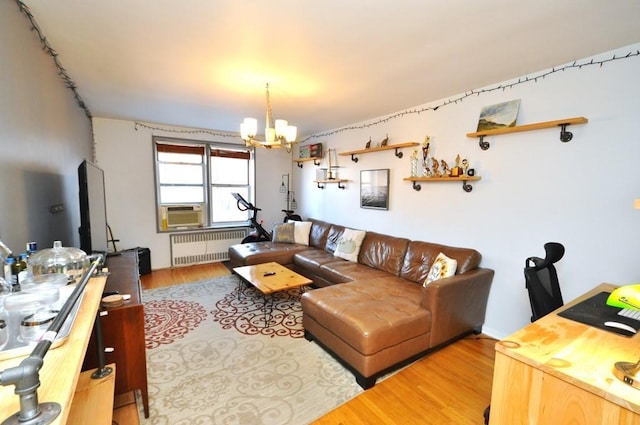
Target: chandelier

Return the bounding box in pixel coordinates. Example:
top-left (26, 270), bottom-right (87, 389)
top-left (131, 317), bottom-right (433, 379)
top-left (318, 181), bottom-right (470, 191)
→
top-left (240, 83), bottom-right (297, 151)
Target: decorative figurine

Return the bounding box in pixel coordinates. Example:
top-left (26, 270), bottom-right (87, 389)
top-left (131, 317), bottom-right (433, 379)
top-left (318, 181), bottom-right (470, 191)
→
top-left (381, 134), bottom-right (389, 147)
top-left (410, 150), bottom-right (419, 177)
top-left (422, 137), bottom-right (430, 176)
top-left (431, 157), bottom-right (440, 177)
top-left (365, 137), bottom-right (372, 149)
top-left (450, 154), bottom-right (463, 177)
top-left (440, 159), bottom-right (450, 177)
top-left (461, 158), bottom-right (470, 176)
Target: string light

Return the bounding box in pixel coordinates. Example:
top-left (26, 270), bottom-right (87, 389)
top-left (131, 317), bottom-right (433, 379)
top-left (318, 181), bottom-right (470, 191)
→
top-left (299, 50), bottom-right (640, 143)
top-left (15, 0), bottom-right (639, 144)
top-left (15, 0), bottom-right (92, 121)
top-left (134, 122), bottom-right (240, 139)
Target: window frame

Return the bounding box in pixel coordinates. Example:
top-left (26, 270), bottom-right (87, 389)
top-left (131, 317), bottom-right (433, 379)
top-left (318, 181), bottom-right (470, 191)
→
top-left (153, 135), bottom-right (255, 232)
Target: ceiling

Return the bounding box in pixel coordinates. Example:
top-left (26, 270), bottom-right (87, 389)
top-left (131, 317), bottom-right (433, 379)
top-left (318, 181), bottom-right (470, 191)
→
top-left (21, 1), bottom-right (640, 139)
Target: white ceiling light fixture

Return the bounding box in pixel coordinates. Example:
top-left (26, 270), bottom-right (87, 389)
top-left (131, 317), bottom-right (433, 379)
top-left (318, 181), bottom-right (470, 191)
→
top-left (240, 83), bottom-right (297, 152)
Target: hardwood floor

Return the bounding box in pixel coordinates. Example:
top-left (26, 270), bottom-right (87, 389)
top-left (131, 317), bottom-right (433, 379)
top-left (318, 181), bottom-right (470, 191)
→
top-left (114, 262), bottom-right (496, 425)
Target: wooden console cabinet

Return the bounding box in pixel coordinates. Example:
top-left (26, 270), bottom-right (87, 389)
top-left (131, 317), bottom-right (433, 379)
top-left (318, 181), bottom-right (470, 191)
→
top-left (83, 251), bottom-right (150, 418)
top-left (489, 283), bottom-right (640, 424)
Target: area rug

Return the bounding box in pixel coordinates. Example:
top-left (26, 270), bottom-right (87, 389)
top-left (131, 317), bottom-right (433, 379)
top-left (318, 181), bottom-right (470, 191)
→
top-left (140, 274), bottom-right (363, 424)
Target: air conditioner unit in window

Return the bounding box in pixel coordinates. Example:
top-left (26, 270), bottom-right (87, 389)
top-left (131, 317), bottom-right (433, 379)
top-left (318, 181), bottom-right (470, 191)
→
top-left (162, 205), bottom-right (204, 228)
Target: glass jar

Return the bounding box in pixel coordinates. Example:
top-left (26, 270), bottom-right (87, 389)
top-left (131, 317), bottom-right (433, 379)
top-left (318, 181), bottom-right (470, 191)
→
top-left (27, 241), bottom-right (89, 284)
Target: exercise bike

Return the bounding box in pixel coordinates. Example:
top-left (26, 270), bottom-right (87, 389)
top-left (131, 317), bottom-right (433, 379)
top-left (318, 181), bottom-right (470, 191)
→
top-left (232, 193), bottom-right (272, 243)
top-left (282, 209), bottom-right (302, 222)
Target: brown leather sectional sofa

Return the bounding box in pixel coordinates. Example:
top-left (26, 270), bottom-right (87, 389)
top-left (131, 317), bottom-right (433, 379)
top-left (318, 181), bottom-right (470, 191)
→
top-left (228, 218), bottom-right (494, 389)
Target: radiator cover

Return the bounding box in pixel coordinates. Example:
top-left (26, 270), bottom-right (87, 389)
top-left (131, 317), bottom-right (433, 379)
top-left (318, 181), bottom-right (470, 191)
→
top-left (170, 228), bottom-right (248, 267)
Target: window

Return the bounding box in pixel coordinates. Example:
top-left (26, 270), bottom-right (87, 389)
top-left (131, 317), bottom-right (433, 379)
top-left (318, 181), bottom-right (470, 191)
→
top-left (153, 136), bottom-right (254, 231)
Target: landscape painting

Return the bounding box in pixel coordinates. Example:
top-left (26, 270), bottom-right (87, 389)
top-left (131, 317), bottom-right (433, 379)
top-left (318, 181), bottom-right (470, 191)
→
top-left (476, 99), bottom-right (521, 132)
top-left (360, 169), bottom-right (389, 210)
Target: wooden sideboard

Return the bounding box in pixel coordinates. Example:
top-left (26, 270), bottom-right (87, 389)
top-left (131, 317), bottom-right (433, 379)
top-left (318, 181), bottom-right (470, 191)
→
top-left (83, 251), bottom-right (150, 418)
top-left (0, 274), bottom-right (107, 424)
top-left (489, 283), bottom-right (640, 424)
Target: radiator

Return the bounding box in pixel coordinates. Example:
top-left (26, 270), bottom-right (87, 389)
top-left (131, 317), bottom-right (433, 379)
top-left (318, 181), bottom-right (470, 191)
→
top-left (170, 228), bottom-right (248, 267)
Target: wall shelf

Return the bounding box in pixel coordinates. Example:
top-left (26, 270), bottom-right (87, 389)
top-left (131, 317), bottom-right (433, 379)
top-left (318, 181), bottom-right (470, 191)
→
top-left (467, 116), bottom-right (588, 150)
top-left (339, 142), bottom-right (419, 162)
top-left (314, 179), bottom-right (348, 189)
top-left (293, 157), bottom-right (322, 168)
top-left (403, 176), bottom-right (481, 192)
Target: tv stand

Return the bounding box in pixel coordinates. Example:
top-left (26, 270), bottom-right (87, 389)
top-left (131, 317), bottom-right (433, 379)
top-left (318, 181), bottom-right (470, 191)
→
top-left (83, 250), bottom-right (149, 418)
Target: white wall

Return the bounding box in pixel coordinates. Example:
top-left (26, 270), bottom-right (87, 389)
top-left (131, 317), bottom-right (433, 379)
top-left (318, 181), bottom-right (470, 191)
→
top-left (93, 118), bottom-right (293, 268)
top-left (94, 43), bottom-right (640, 339)
top-left (295, 43), bottom-right (640, 339)
top-left (0, 1), bottom-right (93, 253)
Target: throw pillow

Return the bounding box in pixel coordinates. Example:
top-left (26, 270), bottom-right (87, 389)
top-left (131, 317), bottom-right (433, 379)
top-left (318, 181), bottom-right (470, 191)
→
top-left (334, 228), bottom-right (366, 262)
top-left (293, 221), bottom-right (312, 245)
top-left (424, 252), bottom-right (458, 287)
top-left (272, 222), bottom-right (295, 243)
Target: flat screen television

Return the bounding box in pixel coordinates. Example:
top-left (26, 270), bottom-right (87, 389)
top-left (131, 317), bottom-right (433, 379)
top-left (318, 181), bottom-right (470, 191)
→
top-left (78, 160), bottom-right (109, 255)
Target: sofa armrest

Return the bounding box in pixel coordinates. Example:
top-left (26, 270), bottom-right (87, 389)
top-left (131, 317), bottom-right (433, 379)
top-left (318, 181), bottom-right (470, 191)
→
top-left (420, 267), bottom-right (494, 348)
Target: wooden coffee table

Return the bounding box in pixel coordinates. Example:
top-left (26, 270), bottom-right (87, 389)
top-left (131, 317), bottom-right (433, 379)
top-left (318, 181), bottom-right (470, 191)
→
top-left (232, 262), bottom-right (312, 327)
top-left (233, 262), bottom-right (312, 294)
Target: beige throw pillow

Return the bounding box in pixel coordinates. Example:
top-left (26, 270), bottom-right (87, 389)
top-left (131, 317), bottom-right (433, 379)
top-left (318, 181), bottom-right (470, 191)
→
top-left (334, 228), bottom-right (366, 262)
top-left (293, 221), bottom-right (312, 245)
top-left (424, 252), bottom-right (457, 287)
top-left (272, 222), bottom-right (296, 243)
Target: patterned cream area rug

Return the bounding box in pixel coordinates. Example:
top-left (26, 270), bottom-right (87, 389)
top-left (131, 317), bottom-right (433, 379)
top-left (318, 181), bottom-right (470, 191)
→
top-left (140, 274), bottom-right (363, 424)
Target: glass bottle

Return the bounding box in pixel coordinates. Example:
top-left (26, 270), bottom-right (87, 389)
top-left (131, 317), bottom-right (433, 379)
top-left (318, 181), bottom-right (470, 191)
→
top-left (17, 254), bottom-right (28, 283)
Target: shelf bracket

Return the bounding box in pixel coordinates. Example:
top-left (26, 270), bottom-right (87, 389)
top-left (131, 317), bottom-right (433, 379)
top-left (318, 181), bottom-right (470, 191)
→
top-left (316, 182), bottom-right (325, 189)
top-left (297, 162), bottom-right (304, 168)
top-left (478, 136), bottom-right (490, 151)
top-left (559, 124), bottom-right (573, 143)
top-left (350, 154), bottom-right (359, 163)
top-left (411, 181), bottom-right (422, 191)
top-left (313, 159), bottom-right (321, 166)
top-left (462, 181), bottom-right (473, 193)
top-left (338, 181), bottom-right (346, 189)
top-left (394, 148), bottom-right (404, 159)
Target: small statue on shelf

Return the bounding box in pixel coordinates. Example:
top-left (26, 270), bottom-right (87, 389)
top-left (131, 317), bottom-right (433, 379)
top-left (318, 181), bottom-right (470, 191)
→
top-left (440, 159), bottom-right (450, 177)
top-left (410, 149), bottom-right (419, 177)
top-left (381, 134), bottom-right (389, 147)
top-left (365, 137), bottom-right (372, 149)
top-left (461, 158), bottom-right (470, 176)
top-left (450, 154), bottom-right (463, 177)
top-left (431, 157), bottom-right (439, 177)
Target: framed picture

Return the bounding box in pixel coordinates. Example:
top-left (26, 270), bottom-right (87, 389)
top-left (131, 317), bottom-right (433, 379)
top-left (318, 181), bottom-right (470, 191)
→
top-left (360, 169), bottom-right (389, 210)
top-left (476, 99), bottom-right (521, 132)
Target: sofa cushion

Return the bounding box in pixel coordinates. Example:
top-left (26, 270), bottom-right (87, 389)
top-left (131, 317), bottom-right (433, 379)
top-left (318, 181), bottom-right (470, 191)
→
top-left (318, 260), bottom-right (391, 283)
top-left (424, 252), bottom-right (457, 286)
top-left (358, 231), bottom-right (409, 275)
top-left (301, 277), bottom-right (431, 356)
top-left (272, 222), bottom-right (296, 243)
top-left (293, 249), bottom-right (343, 277)
top-left (307, 218), bottom-right (332, 249)
top-left (324, 224), bottom-right (346, 253)
top-left (400, 241), bottom-right (482, 284)
top-left (334, 228), bottom-right (366, 262)
top-left (228, 241), bottom-right (309, 267)
top-left (293, 221), bottom-right (312, 245)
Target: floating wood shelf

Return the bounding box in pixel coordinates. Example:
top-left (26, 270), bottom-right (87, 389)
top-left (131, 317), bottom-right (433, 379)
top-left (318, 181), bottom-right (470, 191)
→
top-left (314, 179), bottom-right (348, 189)
top-left (339, 142), bottom-right (419, 162)
top-left (467, 117), bottom-right (588, 150)
top-left (293, 157), bottom-right (322, 168)
top-left (403, 176), bottom-right (481, 192)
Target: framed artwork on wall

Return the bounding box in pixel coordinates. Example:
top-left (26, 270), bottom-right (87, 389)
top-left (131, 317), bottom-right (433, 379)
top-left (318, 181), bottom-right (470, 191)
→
top-left (360, 169), bottom-right (389, 210)
top-left (476, 99), bottom-right (521, 132)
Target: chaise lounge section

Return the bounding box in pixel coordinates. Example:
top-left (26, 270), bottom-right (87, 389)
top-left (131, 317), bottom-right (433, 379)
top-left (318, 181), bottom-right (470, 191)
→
top-left (228, 218), bottom-right (494, 388)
